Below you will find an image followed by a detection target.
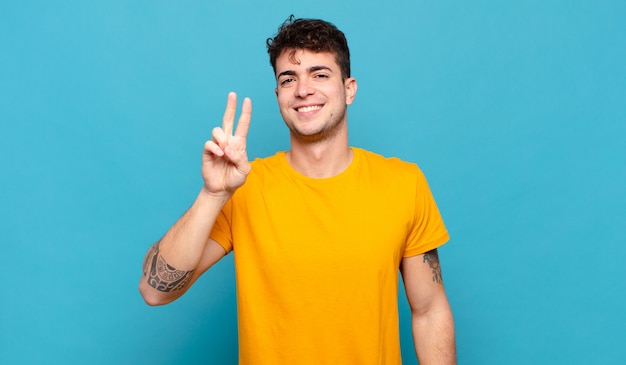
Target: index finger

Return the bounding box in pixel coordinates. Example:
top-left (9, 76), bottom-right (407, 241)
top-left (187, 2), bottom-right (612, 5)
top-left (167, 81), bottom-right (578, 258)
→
top-left (222, 92), bottom-right (237, 136)
top-left (234, 97), bottom-right (252, 138)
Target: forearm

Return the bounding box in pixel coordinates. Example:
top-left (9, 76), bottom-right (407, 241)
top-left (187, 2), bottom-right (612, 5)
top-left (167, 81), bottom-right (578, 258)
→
top-left (139, 188), bottom-right (229, 305)
top-left (412, 302), bottom-right (456, 365)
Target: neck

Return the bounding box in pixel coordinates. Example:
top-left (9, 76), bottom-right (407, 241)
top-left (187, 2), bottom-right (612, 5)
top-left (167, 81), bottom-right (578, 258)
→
top-left (286, 130), bottom-right (352, 178)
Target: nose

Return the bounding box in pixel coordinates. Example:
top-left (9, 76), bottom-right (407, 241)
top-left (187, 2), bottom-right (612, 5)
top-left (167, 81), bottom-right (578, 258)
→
top-left (295, 79), bottom-right (315, 98)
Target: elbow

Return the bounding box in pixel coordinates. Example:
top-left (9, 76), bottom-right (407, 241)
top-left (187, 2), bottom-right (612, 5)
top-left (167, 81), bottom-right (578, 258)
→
top-left (138, 280), bottom-right (174, 306)
top-left (141, 293), bottom-right (167, 307)
top-left (409, 295), bottom-right (454, 322)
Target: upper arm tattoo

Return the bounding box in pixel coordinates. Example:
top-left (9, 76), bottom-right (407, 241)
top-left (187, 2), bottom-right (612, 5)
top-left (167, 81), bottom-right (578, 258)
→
top-left (143, 241), bottom-right (195, 292)
top-left (423, 248), bottom-right (443, 285)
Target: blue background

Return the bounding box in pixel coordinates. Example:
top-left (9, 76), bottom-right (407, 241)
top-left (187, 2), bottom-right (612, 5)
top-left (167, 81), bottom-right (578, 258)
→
top-left (1, 1), bottom-right (624, 364)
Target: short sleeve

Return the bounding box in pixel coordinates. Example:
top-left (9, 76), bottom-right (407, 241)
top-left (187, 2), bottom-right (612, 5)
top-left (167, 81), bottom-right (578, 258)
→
top-left (209, 198), bottom-right (234, 254)
top-left (403, 167), bottom-right (450, 257)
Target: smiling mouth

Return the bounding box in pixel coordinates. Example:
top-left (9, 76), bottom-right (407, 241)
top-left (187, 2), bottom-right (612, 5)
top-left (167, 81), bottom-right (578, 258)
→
top-left (296, 105), bottom-right (323, 113)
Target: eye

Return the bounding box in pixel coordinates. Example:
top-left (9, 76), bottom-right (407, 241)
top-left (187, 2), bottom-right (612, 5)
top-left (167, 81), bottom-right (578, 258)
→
top-left (314, 73), bottom-right (329, 79)
top-left (280, 77), bottom-right (294, 85)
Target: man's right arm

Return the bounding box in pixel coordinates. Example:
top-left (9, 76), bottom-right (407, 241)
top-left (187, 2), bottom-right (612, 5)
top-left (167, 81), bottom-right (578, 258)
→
top-left (138, 92), bottom-right (252, 306)
top-left (139, 190), bottom-right (230, 305)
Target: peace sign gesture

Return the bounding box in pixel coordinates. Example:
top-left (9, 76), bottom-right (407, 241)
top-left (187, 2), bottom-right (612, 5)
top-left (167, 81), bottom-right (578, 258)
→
top-left (202, 92), bottom-right (252, 197)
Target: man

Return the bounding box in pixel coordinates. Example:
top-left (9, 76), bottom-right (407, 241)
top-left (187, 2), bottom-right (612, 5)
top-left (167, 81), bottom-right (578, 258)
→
top-left (139, 16), bottom-right (456, 364)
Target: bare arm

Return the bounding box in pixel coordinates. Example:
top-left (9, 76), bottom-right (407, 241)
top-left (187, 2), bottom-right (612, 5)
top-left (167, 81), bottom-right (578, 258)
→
top-left (138, 194), bottom-right (229, 305)
top-left (138, 92), bottom-right (252, 306)
top-left (400, 248), bottom-right (456, 364)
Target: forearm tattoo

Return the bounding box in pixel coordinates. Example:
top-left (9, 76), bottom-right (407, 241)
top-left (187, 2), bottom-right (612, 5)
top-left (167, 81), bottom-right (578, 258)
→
top-left (423, 249), bottom-right (443, 284)
top-left (143, 241), bottom-right (195, 292)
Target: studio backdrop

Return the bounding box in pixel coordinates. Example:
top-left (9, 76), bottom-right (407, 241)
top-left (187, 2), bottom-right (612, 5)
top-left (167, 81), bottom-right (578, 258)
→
top-left (1, 1), bottom-right (624, 364)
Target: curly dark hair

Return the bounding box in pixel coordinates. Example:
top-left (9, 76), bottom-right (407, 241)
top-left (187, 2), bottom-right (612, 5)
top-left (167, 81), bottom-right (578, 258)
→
top-left (266, 15), bottom-right (351, 80)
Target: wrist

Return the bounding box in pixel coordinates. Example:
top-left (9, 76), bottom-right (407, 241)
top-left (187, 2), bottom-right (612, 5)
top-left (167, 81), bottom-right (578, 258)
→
top-left (198, 186), bottom-right (232, 206)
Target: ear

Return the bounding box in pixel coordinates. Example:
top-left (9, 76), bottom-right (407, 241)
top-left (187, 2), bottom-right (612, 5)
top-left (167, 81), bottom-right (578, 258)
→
top-left (275, 87), bottom-right (278, 98)
top-left (345, 77), bottom-right (358, 105)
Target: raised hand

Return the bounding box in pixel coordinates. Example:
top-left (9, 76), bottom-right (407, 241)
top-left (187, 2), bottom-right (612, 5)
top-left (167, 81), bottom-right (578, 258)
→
top-left (202, 92), bottom-right (252, 197)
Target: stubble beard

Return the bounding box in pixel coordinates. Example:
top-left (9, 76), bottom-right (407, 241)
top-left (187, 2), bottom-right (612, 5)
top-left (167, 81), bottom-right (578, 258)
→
top-left (285, 108), bottom-right (347, 144)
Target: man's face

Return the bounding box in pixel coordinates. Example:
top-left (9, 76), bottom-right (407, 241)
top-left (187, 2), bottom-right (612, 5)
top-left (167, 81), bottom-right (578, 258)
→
top-left (275, 49), bottom-right (357, 144)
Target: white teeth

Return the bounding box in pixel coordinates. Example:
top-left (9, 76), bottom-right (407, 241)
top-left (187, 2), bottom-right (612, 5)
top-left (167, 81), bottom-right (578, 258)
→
top-left (297, 105), bottom-right (322, 113)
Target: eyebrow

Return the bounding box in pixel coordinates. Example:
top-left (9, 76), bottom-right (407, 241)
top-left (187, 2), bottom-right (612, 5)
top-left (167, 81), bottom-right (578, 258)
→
top-left (277, 65), bottom-right (334, 79)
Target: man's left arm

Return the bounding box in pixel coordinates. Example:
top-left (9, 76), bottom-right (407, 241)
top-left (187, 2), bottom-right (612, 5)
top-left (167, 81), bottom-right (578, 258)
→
top-left (400, 248), bottom-right (456, 365)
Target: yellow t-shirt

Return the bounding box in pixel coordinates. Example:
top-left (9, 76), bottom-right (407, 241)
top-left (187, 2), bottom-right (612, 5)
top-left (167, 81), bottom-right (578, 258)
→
top-left (210, 147), bottom-right (449, 365)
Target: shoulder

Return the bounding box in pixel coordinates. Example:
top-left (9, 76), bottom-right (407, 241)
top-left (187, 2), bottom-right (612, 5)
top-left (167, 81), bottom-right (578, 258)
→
top-left (232, 152), bottom-right (288, 196)
top-left (248, 152), bottom-right (286, 177)
top-left (354, 147), bottom-right (423, 178)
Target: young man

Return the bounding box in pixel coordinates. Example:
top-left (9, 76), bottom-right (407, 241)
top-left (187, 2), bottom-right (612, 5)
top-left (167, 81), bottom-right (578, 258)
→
top-left (139, 17), bottom-right (456, 364)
